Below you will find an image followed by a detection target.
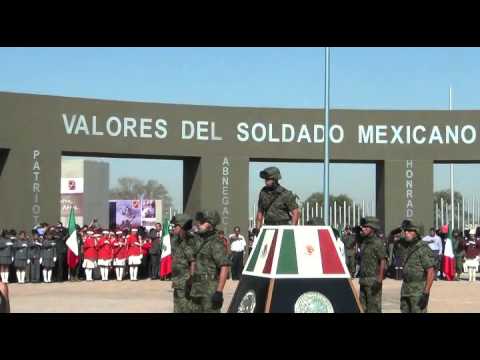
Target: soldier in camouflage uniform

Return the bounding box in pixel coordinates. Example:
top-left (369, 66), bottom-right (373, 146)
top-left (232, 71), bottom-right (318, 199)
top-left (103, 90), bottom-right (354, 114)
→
top-left (190, 210), bottom-right (231, 313)
top-left (399, 219), bottom-right (435, 313)
top-left (254, 167), bottom-right (300, 236)
top-left (170, 213), bottom-right (195, 313)
top-left (342, 225), bottom-right (357, 277)
top-left (358, 217), bottom-right (387, 313)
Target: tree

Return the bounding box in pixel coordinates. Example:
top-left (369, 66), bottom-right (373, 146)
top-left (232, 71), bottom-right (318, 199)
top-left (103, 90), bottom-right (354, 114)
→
top-left (110, 177), bottom-right (174, 217)
top-left (433, 189), bottom-right (466, 229)
top-left (433, 190), bottom-right (463, 206)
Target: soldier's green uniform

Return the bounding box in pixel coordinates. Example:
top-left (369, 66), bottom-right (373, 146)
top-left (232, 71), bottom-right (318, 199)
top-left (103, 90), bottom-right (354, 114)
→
top-left (342, 230), bottom-right (357, 277)
top-left (400, 220), bottom-right (435, 313)
top-left (452, 232), bottom-right (465, 278)
top-left (171, 213), bottom-right (195, 313)
top-left (190, 210), bottom-right (231, 313)
top-left (257, 167), bottom-right (298, 225)
top-left (358, 217), bottom-right (387, 313)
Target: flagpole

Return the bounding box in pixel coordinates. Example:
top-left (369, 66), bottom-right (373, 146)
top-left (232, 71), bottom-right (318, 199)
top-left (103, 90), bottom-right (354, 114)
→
top-left (323, 47), bottom-right (331, 226)
top-left (449, 86), bottom-right (455, 230)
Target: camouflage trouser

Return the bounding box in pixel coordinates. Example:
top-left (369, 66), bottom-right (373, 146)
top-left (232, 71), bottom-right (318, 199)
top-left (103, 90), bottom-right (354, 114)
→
top-left (346, 255), bottom-right (356, 277)
top-left (400, 295), bottom-right (427, 313)
top-left (359, 284), bottom-right (382, 313)
top-left (173, 289), bottom-right (192, 313)
top-left (190, 279), bottom-right (221, 313)
top-left (190, 295), bottom-right (221, 313)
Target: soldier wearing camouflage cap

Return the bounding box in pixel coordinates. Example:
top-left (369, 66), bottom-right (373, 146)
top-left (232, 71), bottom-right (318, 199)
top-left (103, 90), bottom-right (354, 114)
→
top-left (170, 213), bottom-right (195, 313)
top-left (399, 219), bottom-right (435, 313)
top-left (254, 167), bottom-right (300, 236)
top-left (190, 210), bottom-right (231, 313)
top-left (357, 216), bottom-right (387, 313)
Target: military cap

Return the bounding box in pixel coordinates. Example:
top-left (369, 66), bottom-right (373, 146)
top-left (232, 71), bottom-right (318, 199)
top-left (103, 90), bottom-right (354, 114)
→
top-left (195, 210), bottom-right (221, 227)
top-left (259, 166), bottom-right (282, 180)
top-left (360, 216), bottom-right (381, 231)
top-left (401, 219), bottom-right (423, 235)
top-left (171, 213), bottom-right (193, 230)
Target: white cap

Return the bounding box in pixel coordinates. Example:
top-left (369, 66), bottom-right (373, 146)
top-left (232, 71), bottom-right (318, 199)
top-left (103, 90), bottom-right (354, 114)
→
top-left (87, 230), bottom-right (94, 235)
top-left (132, 228), bottom-right (138, 232)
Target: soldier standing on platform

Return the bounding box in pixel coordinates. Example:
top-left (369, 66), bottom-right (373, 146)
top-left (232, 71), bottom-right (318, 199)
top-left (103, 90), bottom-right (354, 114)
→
top-left (254, 167), bottom-right (300, 237)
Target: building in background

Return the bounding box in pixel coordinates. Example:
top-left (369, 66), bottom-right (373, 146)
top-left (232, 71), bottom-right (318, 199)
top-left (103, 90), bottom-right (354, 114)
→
top-left (60, 158), bottom-right (109, 227)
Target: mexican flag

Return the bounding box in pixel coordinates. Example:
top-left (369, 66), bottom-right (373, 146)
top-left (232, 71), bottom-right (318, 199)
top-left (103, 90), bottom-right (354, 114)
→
top-left (442, 225), bottom-right (456, 281)
top-left (244, 227), bottom-right (348, 277)
top-left (66, 207), bottom-right (80, 269)
top-left (159, 218), bottom-right (172, 277)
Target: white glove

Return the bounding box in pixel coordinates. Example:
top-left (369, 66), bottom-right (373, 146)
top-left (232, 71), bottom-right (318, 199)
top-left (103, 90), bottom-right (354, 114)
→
top-left (22, 244), bottom-right (28, 247)
top-left (53, 257), bottom-right (57, 262)
top-left (39, 258), bottom-right (43, 264)
top-left (27, 259), bottom-right (31, 264)
top-left (11, 256), bottom-right (14, 262)
top-left (6, 242), bottom-right (13, 246)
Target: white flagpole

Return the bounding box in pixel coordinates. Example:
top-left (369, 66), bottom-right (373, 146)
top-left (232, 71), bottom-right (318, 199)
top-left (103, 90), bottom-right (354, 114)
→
top-left (334, 201), bottom-right (337, 228)
top-left (323, 47), bottom-right (331, 226)
top-left (449, 86), bottom-right (455, 230)
top-left (441, 198), bottom-right (444, 226)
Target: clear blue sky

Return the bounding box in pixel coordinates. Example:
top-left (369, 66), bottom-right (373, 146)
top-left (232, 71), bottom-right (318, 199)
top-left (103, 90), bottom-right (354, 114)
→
top-left (2, 47), bottom-right (480, 211)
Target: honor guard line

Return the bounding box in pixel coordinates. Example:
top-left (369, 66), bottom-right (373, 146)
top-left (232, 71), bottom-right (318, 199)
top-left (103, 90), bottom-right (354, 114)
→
top-left (1, 91), bottom-right (479, 235)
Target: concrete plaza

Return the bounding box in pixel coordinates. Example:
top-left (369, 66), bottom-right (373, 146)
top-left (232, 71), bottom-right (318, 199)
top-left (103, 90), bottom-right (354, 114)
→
top-left (6, 277), bottom-right (480, 313)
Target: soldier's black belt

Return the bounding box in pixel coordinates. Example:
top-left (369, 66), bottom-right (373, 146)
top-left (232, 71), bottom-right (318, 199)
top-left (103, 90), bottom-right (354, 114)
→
top-left (192, 273), bottom-right (219, 281)
top-left (264, 220), bottom-right (290, 225)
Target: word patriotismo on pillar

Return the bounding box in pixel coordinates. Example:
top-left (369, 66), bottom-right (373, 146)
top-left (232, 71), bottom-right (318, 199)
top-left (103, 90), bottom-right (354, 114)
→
top-left (32, 150), bottom-right (41, 225)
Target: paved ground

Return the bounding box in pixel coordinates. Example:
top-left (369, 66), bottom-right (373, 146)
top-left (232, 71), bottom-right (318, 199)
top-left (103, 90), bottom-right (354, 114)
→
top-left (6, 277), bottom-right (480, 313)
